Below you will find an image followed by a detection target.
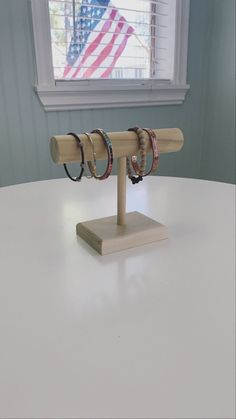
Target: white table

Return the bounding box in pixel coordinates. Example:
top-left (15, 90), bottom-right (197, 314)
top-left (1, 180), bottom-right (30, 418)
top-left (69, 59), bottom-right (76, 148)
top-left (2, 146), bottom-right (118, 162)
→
top-left (0, 176), bottom-right (235, 419)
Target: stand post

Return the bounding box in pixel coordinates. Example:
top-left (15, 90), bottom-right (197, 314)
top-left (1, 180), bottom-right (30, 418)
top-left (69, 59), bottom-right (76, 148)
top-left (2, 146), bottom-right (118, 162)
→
top-left (117, 156), bottom-right (126, 226)
top-left (76, 155), bottom-right (168, 254)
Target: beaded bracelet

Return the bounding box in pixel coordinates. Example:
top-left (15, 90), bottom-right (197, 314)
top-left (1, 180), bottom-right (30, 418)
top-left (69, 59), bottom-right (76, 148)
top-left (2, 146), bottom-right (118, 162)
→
top-left (126, 156), bottom-right (143, 184)
top-left (127, 126), bottom-right (147, 184)
top-left (90, 129), bottom-right (113, 180)
top-left (63, 132), bottom-right (85, 182)
top-left (83, 132), bottom-right (97, 178)
top-left (141, 128), bottom-right (160, 175)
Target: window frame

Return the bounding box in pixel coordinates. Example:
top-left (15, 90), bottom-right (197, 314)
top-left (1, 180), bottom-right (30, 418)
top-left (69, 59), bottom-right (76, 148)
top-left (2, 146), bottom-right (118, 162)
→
top-left (31, 0), bottom-right (190, 111)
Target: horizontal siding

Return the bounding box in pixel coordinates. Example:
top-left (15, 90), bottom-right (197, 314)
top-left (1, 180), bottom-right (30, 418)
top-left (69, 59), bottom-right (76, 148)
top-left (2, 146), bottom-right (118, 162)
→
top-left (200, 0), bottom-right (235, 184)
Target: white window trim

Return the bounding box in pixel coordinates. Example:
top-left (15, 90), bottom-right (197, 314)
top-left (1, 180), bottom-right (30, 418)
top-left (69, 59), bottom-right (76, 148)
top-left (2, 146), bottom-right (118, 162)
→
top-left (31, 0), bottom-right (190, 111)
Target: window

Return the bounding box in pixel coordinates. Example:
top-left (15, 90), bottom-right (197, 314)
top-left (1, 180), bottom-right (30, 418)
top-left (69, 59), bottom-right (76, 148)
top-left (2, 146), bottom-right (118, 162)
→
top-left (31, 0), bottom-right (190, 110)
top-left (49, 0), bottom-right (175, 80)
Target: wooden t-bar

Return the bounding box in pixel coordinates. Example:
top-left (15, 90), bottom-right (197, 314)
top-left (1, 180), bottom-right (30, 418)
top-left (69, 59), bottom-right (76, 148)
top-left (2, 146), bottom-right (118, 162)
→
top-left (50, 128), bottom-right (184, 164)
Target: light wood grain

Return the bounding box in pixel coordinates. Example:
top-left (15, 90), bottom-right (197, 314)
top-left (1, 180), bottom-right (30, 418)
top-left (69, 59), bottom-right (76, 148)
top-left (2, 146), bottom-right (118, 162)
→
top-left (76, 211), bottom-right (168, 255)
top-left (117, 156), bottom-right (126, 226)
top-left (50, 128), bottom-right (184, 164)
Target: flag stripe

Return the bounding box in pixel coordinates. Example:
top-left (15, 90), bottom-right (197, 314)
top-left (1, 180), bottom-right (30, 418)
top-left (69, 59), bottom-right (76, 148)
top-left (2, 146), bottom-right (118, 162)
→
top-left (82, 16), bottom-right (126, 78)
top-left (63, 1), bottom-right (134, 79)
top-left (71, 10), bottom-right (120, 79)
top-left (89, 27), bottom-right (133, 78)
top-left (70, 8), bottom-right (118, 79)
top-left (64, 4), bottom-right (114, 78)
top-left (100, 26), bottom-right (134, 78)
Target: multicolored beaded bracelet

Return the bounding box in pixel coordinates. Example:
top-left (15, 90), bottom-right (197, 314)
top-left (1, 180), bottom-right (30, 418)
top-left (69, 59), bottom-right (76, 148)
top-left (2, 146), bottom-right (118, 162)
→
top-left (127, 126), bottom-right (147, 184)
top-left (63, 132), bottom-right (85, 182)
top-left (90, 129), bottom-right (113, 180)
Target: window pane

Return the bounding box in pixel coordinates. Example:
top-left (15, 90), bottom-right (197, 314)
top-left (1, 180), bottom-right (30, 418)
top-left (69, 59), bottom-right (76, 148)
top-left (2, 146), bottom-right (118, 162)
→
top-left (48, 0), bottom-right (173, 80)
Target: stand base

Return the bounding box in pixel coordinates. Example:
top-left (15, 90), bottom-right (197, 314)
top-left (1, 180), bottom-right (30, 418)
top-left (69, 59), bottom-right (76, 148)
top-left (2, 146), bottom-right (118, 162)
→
top-left (76, 211), bottom-right (168, 255)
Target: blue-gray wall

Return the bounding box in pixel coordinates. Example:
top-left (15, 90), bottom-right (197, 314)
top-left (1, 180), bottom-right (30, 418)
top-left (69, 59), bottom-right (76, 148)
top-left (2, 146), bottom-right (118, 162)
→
top-left (200, 0), bottom-right (235, 184)
top-left (0, 0), bottom-right (235, 187)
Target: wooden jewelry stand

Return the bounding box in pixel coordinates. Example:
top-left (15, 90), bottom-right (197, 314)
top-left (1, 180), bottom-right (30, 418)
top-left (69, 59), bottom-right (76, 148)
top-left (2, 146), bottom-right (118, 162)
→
top-left (50, 128), bottom-right (184, 255)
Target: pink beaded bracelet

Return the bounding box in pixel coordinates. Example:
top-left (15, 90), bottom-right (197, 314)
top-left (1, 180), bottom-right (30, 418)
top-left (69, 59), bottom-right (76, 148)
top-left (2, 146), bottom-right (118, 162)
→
top-left (142, 128), bottom-right (159, 175)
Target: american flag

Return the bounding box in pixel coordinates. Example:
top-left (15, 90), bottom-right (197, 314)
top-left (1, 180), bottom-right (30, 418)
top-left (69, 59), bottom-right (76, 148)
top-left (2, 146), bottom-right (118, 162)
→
top-left (63, 0), bottom-right (134, 79)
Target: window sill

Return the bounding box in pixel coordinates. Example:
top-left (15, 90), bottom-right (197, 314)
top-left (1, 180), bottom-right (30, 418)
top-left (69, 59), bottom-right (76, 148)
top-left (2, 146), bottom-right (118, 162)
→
top-left (35, 81), bottom-right (190, 111)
